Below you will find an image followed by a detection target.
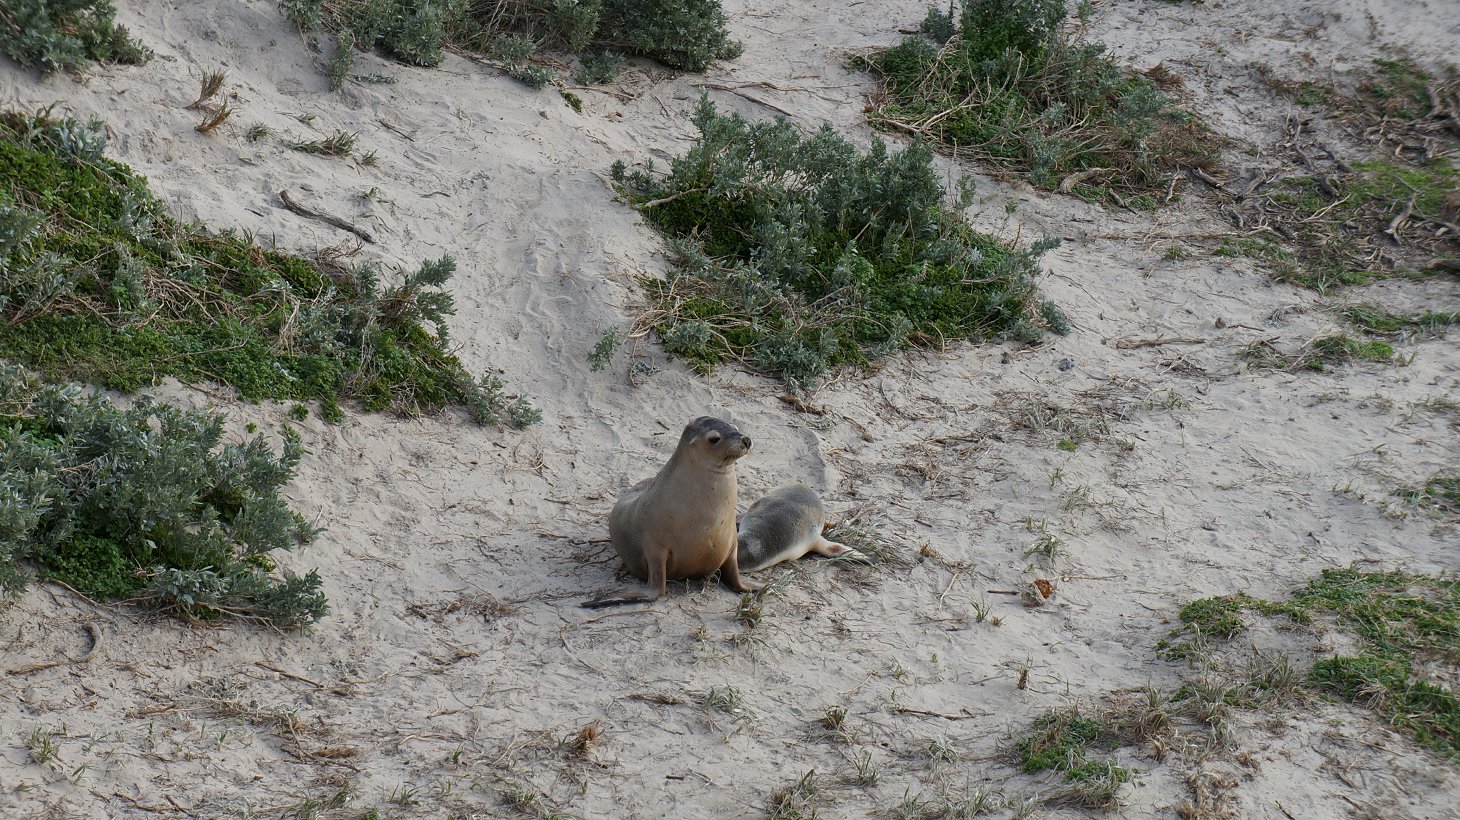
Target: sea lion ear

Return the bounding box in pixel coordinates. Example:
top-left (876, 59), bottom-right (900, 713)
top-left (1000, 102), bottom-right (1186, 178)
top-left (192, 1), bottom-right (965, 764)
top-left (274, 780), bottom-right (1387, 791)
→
top-left (683, 416), bottom-right (712, 441)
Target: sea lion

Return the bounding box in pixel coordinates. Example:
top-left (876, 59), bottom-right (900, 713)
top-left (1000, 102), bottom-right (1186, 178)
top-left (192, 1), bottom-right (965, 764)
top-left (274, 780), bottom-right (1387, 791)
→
top-left (582, 416), bottom-right (758, 608)
top-left (736, 484), bottom-right (867, 572)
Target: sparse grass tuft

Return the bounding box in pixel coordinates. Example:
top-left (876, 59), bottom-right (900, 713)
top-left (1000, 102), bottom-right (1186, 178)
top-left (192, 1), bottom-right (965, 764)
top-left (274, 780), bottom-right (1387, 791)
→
top-left (1340, 305), bottom-right (1460, 337)
top-left (384, 784), bottom-right (419, 807)
top-left (924, 735), bottom-right (958, 766)
top-left (822, 517), bottom-right (905, 566)
top-left (1015, 706), bottom-right (1133, 806)
top-left (186, 69), bottom-right (227, 110)
top-left (194, 102), bottom-right (233, 134)
top-left (850, 750), bottom-right (879, 786)
top-left (1242, 334), bottom-right (1397, 372)
top-left (1392, 471), bottom-right (1460, 516)
top-left (1166, 569), bottom-right (1460, 762)
top-left (615, 92), bottom-right (1058, 389)
top-left (287, 129), bottom-right (357, 156)
top-left (1022, 527), bottom-right (1065, 564)
top-left (820, 705), bottom-right (847, 733)
top-left (561, 723), bottom-right (601, 760)
top-left (735, 589), bottom-right (766, 630)
top-left (767, 769), bottom-right (819, 819)
top-left (24, 726), bottom-right (58, 765)
top-left (1055, 761), bottom-right (1129, 810)
top-left (856, 0), bottom-right (1218, 204)
top-left (700, 685), bottom-right (743, 713)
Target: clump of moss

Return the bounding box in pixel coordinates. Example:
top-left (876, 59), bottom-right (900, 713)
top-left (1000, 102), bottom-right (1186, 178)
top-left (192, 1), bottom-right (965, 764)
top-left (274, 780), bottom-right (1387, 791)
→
top-left (856, 0), bottom-right (1218, 205)
top-left (0, 109), bottom-right (538, 426)
top-left (1356, 58), bottom-right (1455, 123)
top-left (613, 93), bottom-right (1059, 389)
top-left (0, 365), bottom-right (326, 628)
top-left (1158, 593), bottom-right (1304, 659)
top-left (1295, 570), bottom-right (1460, 760)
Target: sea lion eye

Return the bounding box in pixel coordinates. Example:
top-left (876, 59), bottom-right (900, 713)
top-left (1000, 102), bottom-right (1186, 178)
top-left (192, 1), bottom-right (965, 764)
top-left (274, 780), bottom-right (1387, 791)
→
top-left (707, 434), bottom-right (722, 444)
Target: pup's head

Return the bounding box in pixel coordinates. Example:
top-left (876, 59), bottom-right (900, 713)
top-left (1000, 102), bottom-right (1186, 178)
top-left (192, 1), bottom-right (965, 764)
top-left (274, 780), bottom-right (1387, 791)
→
top-left (680, 416), bottom-right (751, 468)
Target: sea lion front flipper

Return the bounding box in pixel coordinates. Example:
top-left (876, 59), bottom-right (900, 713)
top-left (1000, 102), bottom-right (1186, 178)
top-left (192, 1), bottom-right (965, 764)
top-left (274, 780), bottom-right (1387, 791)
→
top-left (719, 549), bottom-right (761, 593)
top-left (582, 546), bottom-right (672, 608)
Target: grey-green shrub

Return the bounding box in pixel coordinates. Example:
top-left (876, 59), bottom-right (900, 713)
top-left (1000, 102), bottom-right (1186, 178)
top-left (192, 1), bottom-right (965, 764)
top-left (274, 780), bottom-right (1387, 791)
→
top-left (576, 50), bottom-right (625, 84)
top-left (614, 94), bottom-right (1060, 389)
top-left (0, 365), bottom-right (327, 628)
top-left (0, 0), bottom-right (151, 73)
top-left (327, 29), bottom-right (357, 90)
top-left (281, 0), bottom-right (740, 81)
top-left (860, 0), bottom-right (1217, 202)
top-left (596, 0), bottom-right (741, 71)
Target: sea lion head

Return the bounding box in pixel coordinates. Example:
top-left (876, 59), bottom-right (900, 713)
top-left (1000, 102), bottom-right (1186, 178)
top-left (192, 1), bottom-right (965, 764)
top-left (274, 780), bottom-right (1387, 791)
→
top-left (680, 416), bottom-right (751, 467)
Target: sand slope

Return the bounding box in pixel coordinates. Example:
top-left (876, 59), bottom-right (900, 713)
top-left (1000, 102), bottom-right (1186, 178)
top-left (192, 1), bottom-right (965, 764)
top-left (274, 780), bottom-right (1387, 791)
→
top-left (2, 0), bottom-right (1457, 817)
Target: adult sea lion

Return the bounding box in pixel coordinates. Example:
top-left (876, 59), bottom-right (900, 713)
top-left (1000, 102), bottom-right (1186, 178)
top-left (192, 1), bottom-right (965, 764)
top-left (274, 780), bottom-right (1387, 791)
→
top-left (582, 417), bottom-right (757, 608)
top-left (736, 484), bottom-right (866, 572)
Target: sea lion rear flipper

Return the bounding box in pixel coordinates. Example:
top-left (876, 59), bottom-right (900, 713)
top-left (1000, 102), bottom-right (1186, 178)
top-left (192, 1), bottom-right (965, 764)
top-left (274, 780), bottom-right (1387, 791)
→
top-left (580, 590), bottom-right (658, 608)
top-left (812, 536), bottom-right (870, 563)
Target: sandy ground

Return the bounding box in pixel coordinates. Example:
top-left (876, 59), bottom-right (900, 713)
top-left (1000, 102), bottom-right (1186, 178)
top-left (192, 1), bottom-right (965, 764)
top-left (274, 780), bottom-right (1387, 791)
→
top-left (2, 0), bottom-right (1458, 817)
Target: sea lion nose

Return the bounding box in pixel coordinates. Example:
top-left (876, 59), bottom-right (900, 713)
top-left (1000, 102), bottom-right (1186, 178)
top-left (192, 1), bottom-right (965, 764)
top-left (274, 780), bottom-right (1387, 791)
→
top-left (741, 435), bottom-right (752, 451)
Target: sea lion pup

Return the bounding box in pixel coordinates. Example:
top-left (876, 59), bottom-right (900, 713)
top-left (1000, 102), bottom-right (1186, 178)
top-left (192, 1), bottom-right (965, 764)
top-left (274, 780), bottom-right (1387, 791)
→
top-left (582, 416), bottom-right (758, 608)
top-left (736, 484), bottom-right (868, 572)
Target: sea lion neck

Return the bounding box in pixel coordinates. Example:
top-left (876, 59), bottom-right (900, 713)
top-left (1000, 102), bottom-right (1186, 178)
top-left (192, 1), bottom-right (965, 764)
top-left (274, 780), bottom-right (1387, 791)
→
top-left (666, 449), bottom-right (739, 476)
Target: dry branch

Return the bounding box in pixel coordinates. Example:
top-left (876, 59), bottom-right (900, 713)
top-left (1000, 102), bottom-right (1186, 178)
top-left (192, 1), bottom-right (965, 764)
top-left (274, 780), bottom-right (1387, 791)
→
top-left (278, 190), bottom-right (374, 243)
top-left (7, 622), bottom-right (102, 675)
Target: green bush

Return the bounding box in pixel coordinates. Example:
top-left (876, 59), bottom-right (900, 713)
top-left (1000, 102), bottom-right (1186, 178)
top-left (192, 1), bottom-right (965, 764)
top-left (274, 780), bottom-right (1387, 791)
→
top-left (0, 365), bottom-right (326, 627)
top-left (285, 0), bottom-right (740, 87)
top-left (858, 0), bottom-right (1217, 203)
top-left (596, 0), bottom-right (741, 71)
top-left (613, 94), bottom-right (1060, 389)
top-left (0, 0), bottom-right (151, 73)
top-left (576, 50), bottom-right (626, 85)
top-left (340, 0), bottom-right (454, 67)
top-left (0, 109), bottom-right (538, 426)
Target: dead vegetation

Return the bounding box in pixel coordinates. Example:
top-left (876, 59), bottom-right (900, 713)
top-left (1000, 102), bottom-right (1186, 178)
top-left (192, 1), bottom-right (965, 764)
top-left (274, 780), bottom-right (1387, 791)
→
top-left (1219, 58), bottom-right (1460, 289)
